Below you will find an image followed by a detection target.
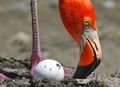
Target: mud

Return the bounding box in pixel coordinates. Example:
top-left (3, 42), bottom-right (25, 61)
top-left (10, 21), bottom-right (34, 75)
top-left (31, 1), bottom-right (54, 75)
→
top-left (0, 57), bottom-right (120, 87)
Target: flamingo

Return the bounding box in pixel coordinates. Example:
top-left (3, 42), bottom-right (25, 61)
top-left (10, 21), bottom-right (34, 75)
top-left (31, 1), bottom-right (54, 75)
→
top-left (59, 0), bottom-right (102, 79)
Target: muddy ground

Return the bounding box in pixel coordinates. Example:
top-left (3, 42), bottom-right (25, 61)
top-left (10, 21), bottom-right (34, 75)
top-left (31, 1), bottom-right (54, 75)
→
top-left (0, 57), bottom-right (120, 87)
top-left (0, 0), bottom-right (120, 87)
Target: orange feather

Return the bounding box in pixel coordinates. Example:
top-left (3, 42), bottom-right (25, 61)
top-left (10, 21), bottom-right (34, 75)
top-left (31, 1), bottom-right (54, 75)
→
top-left (59, 0), bottom-right (96, 44)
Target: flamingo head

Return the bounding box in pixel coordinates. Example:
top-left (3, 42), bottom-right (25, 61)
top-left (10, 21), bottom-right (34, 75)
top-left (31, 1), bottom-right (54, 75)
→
top-left (73, 17), bottom-right (102, 79)
top-left (73, 0), bottom-right (102, 79)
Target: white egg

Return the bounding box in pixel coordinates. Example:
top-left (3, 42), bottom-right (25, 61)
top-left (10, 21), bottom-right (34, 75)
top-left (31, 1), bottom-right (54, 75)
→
top-left (33, 59), bottom-right (64, 81)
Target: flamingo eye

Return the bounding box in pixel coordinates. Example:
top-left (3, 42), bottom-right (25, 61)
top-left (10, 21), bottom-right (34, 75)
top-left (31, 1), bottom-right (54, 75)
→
top-left (84, 17), bottom-right (92, 26)
top-left (84, 20), bottom-right (89, 26)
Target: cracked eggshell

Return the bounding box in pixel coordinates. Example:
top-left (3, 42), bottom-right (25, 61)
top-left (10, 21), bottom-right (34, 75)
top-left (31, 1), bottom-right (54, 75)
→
top-left (33, 59), bottom-right (64, 81)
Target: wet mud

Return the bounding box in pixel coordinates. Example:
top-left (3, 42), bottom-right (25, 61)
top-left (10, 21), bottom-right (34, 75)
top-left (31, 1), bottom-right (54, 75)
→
top-left (0, 57), bottom-right (120, 87)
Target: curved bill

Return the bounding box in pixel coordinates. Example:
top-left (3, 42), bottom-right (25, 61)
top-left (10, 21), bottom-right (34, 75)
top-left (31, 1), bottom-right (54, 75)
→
top-left (73, 21), bottom-right (102, 79)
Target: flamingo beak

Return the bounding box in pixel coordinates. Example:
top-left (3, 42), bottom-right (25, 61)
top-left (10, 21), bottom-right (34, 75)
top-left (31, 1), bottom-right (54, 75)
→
top-left (83, 28), bottom-right (102, 61)
top-left (73, 20), bottom-right (102, 79)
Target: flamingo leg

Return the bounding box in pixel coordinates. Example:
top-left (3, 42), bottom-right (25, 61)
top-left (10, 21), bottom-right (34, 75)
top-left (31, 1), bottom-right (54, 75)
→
top-left (0, 73), bottom-right (8, 80)
top-left (29, 0), bottom-right (42, 76)
top-left (64, 67), bottom-right (74, 78)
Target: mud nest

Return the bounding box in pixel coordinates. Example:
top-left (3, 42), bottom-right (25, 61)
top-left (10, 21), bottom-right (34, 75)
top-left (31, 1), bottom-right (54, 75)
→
top-left (0, 57), bottom-right (120, 87)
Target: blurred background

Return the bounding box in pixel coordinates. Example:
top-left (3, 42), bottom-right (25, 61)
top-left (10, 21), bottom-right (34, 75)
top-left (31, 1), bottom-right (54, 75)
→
top-left (0, 0), bottom-right (120, 74)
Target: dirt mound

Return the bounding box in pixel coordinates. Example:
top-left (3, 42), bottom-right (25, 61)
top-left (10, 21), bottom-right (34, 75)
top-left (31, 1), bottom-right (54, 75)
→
top-left (0, 57), bottom-right (120, 87)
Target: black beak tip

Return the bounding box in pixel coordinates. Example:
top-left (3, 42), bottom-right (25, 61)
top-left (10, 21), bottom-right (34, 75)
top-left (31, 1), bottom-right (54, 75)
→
top-left (73, 58), bottom-right (101, 79)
